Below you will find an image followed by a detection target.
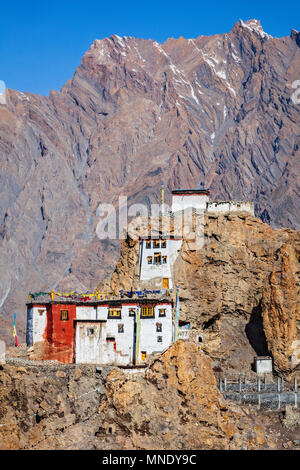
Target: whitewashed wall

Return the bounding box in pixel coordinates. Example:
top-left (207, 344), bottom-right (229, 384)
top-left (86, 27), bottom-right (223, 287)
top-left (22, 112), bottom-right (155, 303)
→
top-left (139, 239), bottom-right (182, 288)
top-left (255, 358), bottom-right (273, 375)
top-left (75, 321), bottom-right (106, 364)
top-left (97, 305), bottom-right (110, 321)
top-left (75, 304), bottom-right (136, 365)
top-left (138, 303), bottom-right (173, 364)
top-left (206, 201), bottom-right (254, 215)
top-left (76, 306), bottom-right (97, 320)
top-left (105, 305), bottom-right (135, 365)
top-left (31, 305), bottom-right (47, 343)
top-left (74, 303), bottom-right (173, 366)
top-left (172, 194), bottom-right (209, 212)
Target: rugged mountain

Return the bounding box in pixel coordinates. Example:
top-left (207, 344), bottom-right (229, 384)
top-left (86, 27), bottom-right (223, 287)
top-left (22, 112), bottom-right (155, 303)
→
top-left (0, 19), bottom-right (299, 339)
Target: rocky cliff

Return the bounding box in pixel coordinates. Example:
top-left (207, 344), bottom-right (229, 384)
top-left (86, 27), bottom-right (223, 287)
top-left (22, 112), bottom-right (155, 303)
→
top-left (0, 19), bottom-right (300, 341)
top-left (1, 341), bottom-right (298, 450)
top-left (98, 212), bottom-right (300, 376)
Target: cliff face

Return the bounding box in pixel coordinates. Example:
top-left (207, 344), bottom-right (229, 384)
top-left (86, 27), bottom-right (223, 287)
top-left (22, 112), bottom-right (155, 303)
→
top-left (101, 341), bottom-right (260, 450)
top-left (0, 341), bottom-right (295, 450)
top-left (175, 215), bottom-right (300, 376)
top-left (98, 213), bottom-right (300, 375)
top-left (261, 244), bottom-right (300, 373)
top-left (0, 19), bottom-right (299, 340)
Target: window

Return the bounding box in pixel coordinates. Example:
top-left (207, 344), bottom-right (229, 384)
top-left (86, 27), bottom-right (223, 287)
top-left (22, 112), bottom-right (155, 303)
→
top-left (157, 336), bottom-right (162, 343)
top-left (108, 308), bottom-right (121, 319)
top-left (154, 252), bottom-right (161, 264)
top-left (146, 240), bottom-right (151, 249)
top-left (162, 278), bottom-right (169, 289)
top-left (161, 239), bottom-right (167, 248)
top-left (60, 310), bottom-right (69, 321)
top-left (129, 308), bottom-right (137, 317)
top-left (156, 323), bottom-right (162, 332)
top-left (159, 309), bottom-right (166, 317)
top-left (141, 306), bottom-right (154, 318)
top-left (87, 328), bottom-right (95, 336)
top-left (118, 324), bottom-right (124, 333)
top-left (141, 351), bottom-right (147, 361)
top-left (153, 240), bottom-right (160, 248)
top-left (162, 256), bottom-right (167, 264)
top-left (147, 256), bottom-right (152, 264)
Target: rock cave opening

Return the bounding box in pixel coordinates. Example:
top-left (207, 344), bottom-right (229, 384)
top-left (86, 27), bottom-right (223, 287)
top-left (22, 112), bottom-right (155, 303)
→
top-left (245, 300), bottom-right (271, 362)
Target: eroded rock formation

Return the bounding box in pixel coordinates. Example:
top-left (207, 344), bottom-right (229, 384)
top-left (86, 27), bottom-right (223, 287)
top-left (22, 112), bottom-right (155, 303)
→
top-left (261, 244), bottom-right (300, 374)
top-left (1, 341), bottom-right (298, 450)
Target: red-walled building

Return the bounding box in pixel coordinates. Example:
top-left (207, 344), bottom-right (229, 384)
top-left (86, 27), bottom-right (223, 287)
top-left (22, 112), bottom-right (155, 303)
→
top-left (26, 298), bottom-right (174, 365)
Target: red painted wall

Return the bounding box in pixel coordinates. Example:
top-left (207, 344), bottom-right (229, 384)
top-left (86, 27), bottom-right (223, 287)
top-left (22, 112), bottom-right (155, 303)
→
top-left (42, 303), bottom-right (76, 363)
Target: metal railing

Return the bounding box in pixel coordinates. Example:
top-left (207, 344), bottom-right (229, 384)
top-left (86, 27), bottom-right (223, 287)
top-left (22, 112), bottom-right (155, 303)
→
top-left (218, 374), bottom-right (299, 411)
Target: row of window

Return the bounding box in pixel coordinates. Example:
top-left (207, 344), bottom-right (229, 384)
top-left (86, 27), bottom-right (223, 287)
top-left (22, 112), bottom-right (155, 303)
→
top-left (146, 240), bottom-right (167, 249)
top-left (109, 307), bottom-right (166, 319)
top-left (60, 307), bottom-right (167, 321)
top-left (147, 253), bottom-right (167, 264)
top-left (87, 323), bottom-right (163, 336)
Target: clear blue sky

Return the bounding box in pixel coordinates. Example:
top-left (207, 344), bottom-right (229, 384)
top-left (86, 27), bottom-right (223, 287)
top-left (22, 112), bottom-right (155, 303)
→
top-left (0, 0), bottom-right (299, 96)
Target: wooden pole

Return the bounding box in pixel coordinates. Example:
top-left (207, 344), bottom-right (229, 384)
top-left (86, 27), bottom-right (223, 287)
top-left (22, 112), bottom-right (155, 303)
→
top-left (135, 309), bottom-right (141, 365)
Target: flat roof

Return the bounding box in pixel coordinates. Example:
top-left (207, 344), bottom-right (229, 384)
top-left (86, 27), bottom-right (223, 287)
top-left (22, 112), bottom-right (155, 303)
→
top-left (254, 356), bottom-right (272, 361)
top-left (73, 319), bottom-right (107, 323)
top-left (26, 297), bottom-right (173, 307)
top-left (172, 189), bottom-right (210, 195)
top-left (139, 236), bottom-right (183, 240)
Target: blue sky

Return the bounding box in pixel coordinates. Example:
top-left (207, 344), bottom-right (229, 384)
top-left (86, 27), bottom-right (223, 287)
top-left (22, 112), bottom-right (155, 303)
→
top-left (0, 0), bottom-right (299, 96)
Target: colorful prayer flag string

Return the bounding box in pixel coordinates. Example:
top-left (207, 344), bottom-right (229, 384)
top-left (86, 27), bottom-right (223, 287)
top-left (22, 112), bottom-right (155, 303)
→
top-left (28, 287), bottom-right (174, 302)
top-left (13, 314), bottom-right (18, 347)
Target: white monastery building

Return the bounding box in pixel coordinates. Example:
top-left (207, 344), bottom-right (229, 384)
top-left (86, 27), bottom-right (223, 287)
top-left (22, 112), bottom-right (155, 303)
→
top-left (171, 188), bottom-right (210, 212)
top-left (26, 186), bottom-right (254, 366)
top-left (139, 236), bottom-right (182, 289)
top-left (138, 188), bottom-right (254, 288)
